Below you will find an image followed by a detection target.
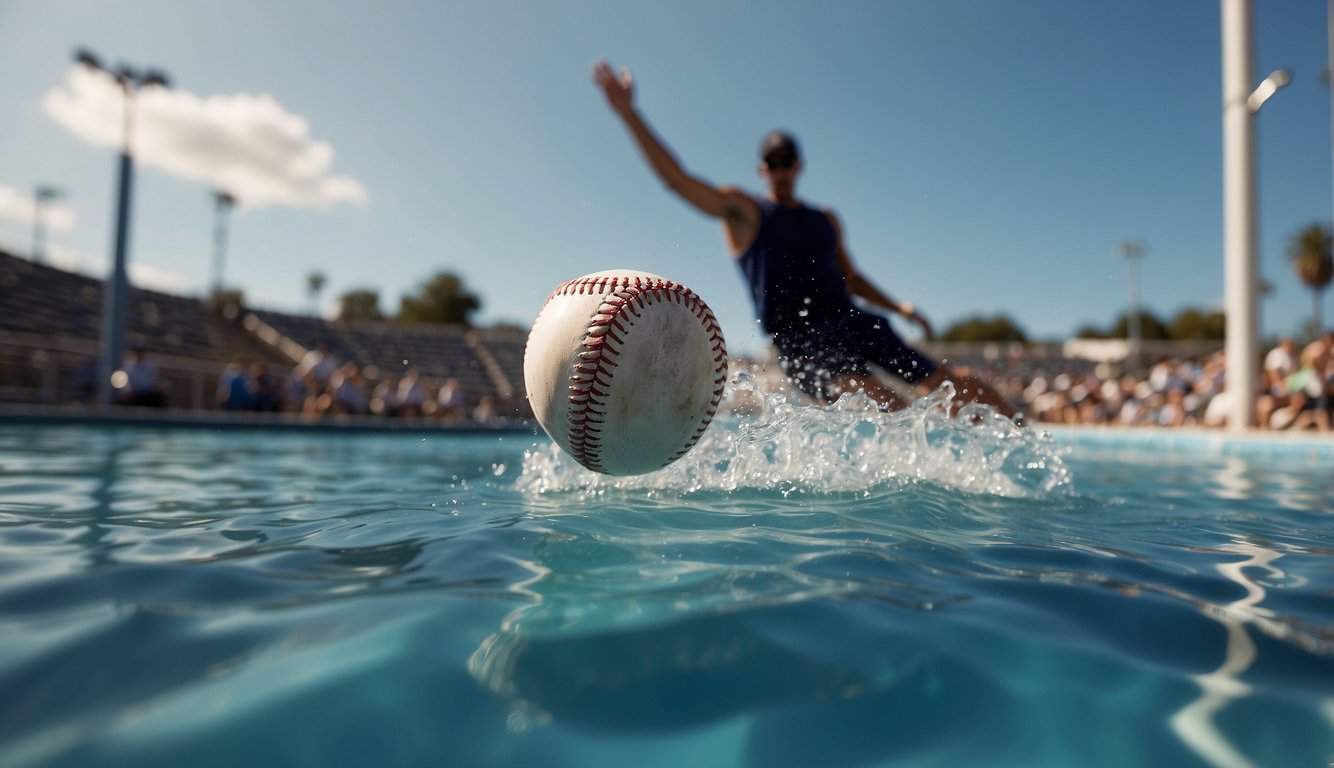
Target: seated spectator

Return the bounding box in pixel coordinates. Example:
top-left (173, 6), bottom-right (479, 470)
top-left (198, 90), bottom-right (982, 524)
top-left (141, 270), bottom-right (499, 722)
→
top-left (293, 344), bottom-right (339, 390)
top-left (218, 356), bottom-right (250, 410)
top-left (1256, 338), bottom-right (1299, 429)
top-left (247, 361), bottom-right (281, 412)
top-left (330, 362), bottom-right (369, 414)
top-left (437, 377), bottom-right (467, 423)
top-left (1201, 388), bottom-right (1235, 428)
top-left (1273, 337), bottom-right (1331, 431)
top-left (396, 369), bottom-right (428, 418)
top-left (472, 394), bottom-right (498, 425)
top-left (371, 374), bottom-right (401, 417)
top-left (1156, 387), bottom-right (1191, 428)
top-left (294, 371), bottom-right (324, 414)
top-left (119, 347), bottom-right (164, 407)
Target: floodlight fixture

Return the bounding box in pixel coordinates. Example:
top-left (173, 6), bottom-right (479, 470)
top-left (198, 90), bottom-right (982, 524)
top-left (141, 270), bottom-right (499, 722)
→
top-left (1247, 68), bottom-right (1291, 113)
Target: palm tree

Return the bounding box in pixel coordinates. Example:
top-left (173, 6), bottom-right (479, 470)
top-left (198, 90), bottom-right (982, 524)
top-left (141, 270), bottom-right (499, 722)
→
top-left (1288, 224), bottom-right (1333, 334)
top-left (307, 271), bottom-right (327, 316)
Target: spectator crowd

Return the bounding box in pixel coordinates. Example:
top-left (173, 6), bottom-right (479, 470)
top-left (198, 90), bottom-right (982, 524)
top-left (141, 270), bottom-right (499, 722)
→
top-left (1008, 333), bottom-right (1334, 431)
top-left (114, 334), bottom-right (1334, 433)
top-left (212, 344), bottom-right (524, 426)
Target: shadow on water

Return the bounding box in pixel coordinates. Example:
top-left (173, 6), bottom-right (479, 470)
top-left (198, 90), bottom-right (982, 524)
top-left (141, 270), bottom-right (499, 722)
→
top-left (0, 610), bottom-right (275, 754)
top-left (471, 602), bottom-right (868, 732)
top-left (467, 586), bottom-right (1220, 767)
top-left (462, 486), bottom-right (1334, 768)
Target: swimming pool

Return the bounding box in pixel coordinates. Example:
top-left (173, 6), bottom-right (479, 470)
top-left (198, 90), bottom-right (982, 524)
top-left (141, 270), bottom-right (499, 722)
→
top-left (1, 385), bottom-right (1331, 768)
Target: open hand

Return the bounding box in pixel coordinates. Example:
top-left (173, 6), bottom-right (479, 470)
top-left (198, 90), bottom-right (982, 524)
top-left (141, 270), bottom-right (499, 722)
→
top-left (592, 59), bottom-right (635, 115)
top-left (903, 304), bottom-right (934, 340)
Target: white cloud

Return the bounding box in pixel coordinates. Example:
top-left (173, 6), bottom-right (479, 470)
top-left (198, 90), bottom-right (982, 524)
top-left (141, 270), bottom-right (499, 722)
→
top-left (42, 67), bottom-right (368, 210)
top-left (128, 261), bottom-right (194, 295)
top-left (42, 242), bottom-right (96, 274)
top-left (44, 242), bottom-right (192, 295)
top-left (0, 184), bottom-right (76, 231)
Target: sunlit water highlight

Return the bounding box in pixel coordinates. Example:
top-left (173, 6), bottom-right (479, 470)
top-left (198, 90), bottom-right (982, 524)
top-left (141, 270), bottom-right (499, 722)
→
top-left (0, 382), bottom-right (1331, 768)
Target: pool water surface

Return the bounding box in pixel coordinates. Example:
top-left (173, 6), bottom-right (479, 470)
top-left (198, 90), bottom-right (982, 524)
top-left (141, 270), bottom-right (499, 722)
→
top-left (0, 388), bottom-right (1331, 768)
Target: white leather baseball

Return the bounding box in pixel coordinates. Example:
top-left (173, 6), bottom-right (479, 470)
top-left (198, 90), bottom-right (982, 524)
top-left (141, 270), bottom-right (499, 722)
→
top-left (524, 269), bottom-right (728, 476)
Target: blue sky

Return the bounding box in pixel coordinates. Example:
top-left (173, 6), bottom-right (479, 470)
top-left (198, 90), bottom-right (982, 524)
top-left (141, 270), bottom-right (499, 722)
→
top-left (1, 0), bottom-right (1330, 356)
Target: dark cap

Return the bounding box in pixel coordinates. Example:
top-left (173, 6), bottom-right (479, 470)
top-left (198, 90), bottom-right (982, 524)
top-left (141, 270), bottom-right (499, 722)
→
top-left (760, 130), bottom-right (800, 163)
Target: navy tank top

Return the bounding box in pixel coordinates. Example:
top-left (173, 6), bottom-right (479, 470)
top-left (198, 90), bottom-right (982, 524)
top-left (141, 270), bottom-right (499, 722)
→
top-left (736, 199), bottom-right (852, 333)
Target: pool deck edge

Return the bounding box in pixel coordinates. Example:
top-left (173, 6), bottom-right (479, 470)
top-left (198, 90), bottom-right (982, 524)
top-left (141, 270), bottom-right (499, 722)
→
top-left (0, 404), bottom-right (539, 436)
top-left (1043, 424), bottom-right (1334, 459)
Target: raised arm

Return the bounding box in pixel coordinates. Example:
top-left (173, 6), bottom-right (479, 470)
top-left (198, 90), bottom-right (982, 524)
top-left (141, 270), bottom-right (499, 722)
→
top-left (593, 60), bottom-right (754, 226)
top-left (826, 210), bottom-right (934, 339)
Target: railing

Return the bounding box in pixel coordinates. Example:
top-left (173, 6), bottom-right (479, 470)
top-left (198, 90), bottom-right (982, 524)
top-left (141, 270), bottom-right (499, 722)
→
top-left (0, 332), bottom-right (288, 411)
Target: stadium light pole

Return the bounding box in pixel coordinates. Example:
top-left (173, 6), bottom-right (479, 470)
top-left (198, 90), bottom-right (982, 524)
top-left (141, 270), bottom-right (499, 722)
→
top-left (1221, 1), bottom-right (1289, 430)
top-left (75, 47), bottom-right (171, 407)
top-left (31, 185), bottom-right (63, 264)
top-left (210, 190), bottom-right (236, 301)
top-left (1115, 240), bottom-right (1146, 371)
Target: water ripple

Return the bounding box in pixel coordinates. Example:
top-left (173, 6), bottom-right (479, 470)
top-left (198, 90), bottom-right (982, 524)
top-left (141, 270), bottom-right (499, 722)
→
top-left (0, 419), bottom-right (1331, 767)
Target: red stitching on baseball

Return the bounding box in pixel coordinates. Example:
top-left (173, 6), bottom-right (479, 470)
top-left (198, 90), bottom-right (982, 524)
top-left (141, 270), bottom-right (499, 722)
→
top-left (547, 274), bottom-right (728, 473)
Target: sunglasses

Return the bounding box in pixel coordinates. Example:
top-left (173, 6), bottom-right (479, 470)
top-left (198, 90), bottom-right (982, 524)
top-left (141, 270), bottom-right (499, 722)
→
top-left (764, 155), bottom-right (797, 170)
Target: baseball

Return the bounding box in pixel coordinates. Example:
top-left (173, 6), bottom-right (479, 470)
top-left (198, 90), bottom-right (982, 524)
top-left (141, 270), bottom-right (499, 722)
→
top-left (524, 269), bottom-right (729, 476)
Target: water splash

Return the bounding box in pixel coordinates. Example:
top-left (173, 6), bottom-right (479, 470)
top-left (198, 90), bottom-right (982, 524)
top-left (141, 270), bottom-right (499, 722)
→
top-left (517, 368), bottom-right (1071, 497)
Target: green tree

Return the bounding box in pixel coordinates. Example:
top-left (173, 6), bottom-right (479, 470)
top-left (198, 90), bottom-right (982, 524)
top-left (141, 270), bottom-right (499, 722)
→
top-left (1168, 307), bottom-right (1226, 341)
top-left (398, 272), bottom-right (482, 326)
top-left (207, 287), bottom-right (245, 310)
top-left (940, 314), bottom-right (1028, 342)
top-left (1288, 224), bottom-right (1333, 333)
top-left (489, 321), bottom-right (529, 336)
top-left (337, 288), bottom-right (385, 323)
top-left (1109, 309), bottom-right (1169, 341)
top-left (1076, 310), bottom-right (1169, 340)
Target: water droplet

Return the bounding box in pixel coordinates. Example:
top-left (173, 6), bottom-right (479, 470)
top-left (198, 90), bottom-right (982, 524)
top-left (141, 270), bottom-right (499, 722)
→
top-left (512, 362), bottom-right (1068, 497)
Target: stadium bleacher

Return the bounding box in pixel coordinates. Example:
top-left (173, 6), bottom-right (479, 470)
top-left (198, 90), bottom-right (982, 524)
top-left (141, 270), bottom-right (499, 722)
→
top-left (0, 249), bottom-right (531, 414)
top-left (243, 308), bottom-right (522, 409)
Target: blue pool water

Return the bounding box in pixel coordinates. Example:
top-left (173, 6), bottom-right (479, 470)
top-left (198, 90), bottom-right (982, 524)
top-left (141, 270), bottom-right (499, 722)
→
top-left (1, 385), bottom-right (1332, 768)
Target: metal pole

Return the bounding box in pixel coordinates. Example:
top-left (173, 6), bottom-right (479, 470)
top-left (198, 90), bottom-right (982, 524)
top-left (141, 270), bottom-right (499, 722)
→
top-left (1129, 252), bottom-right (1142, 369)
top-left (1222, 0), bottom-right (1258, 430)
top-left (1116, 240), bottom-right (1146, 371)
top-left (210, 191), bottom-right (235, 300)
top-left (211, 205), bottom-right (224, 297)
top-left (31, 193), bottom-right (47, 264)
top-left (210, 190), bottom-right (237, 300)
top-left (77, 50), bottom-right (170, 408)
top-left (31, 187), bottom-right (62, 263)
top-left (31, 190), bottom-right (44, 264)
top-left (98, 149), bottom-right (134, 407)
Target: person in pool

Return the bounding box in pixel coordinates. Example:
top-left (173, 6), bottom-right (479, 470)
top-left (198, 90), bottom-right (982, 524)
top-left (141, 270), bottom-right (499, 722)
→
top-left (592, 59), bottom-right (1015, 417)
